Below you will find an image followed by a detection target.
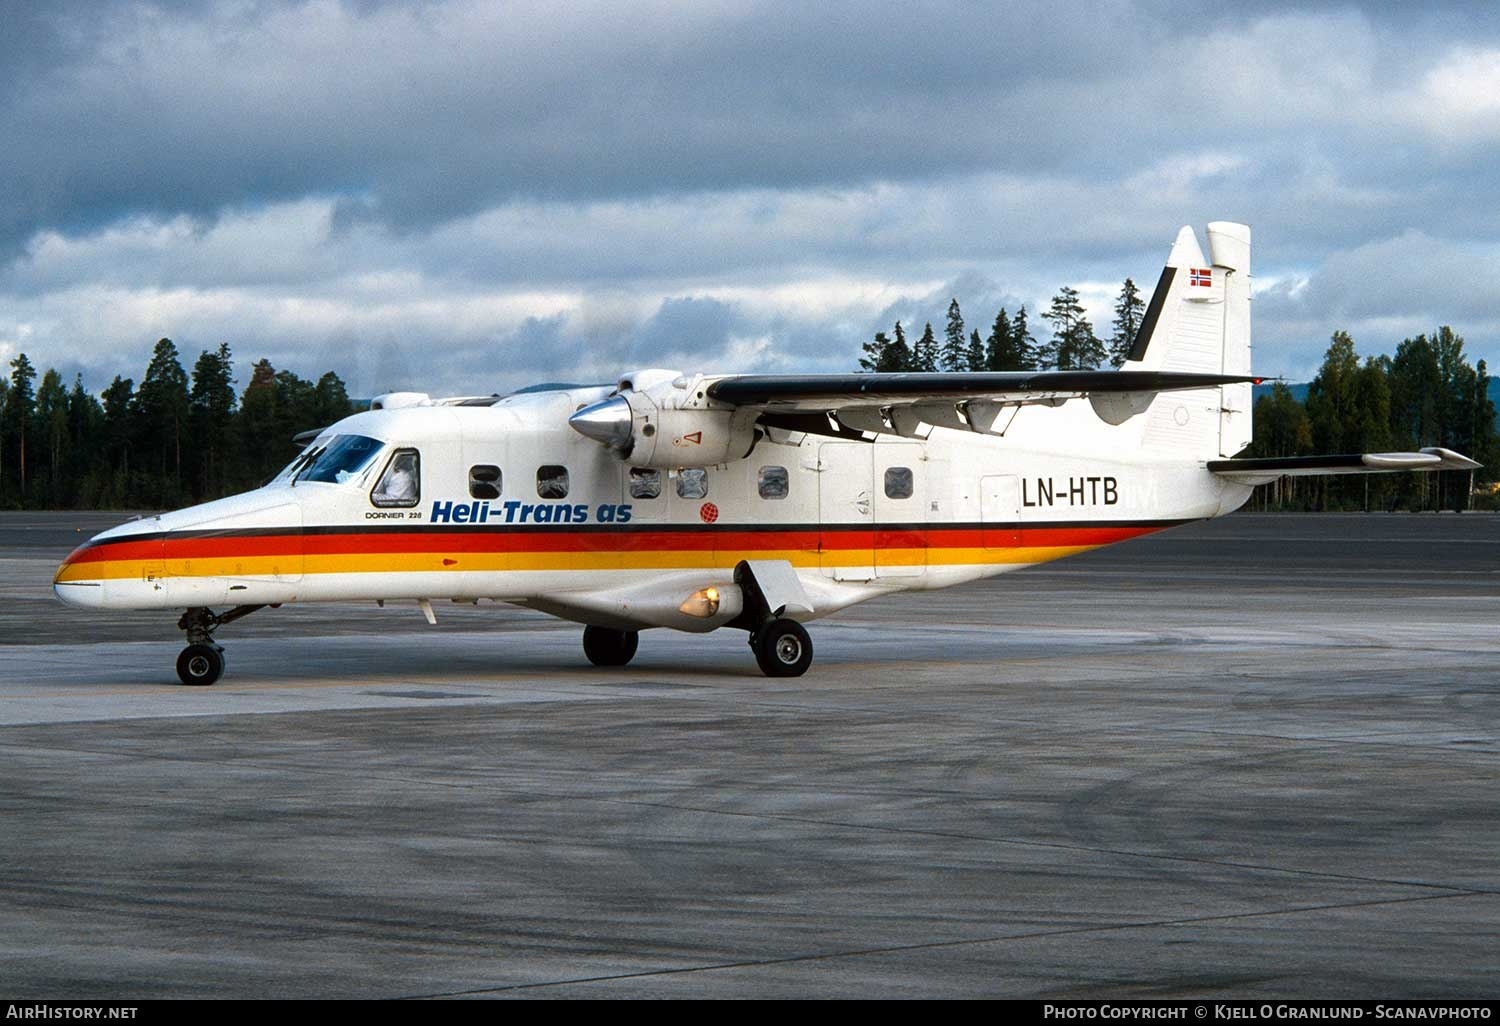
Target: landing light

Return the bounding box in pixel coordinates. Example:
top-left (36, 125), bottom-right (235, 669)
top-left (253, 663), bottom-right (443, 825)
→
top-left (678, 587), bottom-right (721, 618)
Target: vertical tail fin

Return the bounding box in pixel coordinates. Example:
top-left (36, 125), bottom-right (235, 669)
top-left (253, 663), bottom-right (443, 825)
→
top-left (1126, 222), bottom-right (1253, 458)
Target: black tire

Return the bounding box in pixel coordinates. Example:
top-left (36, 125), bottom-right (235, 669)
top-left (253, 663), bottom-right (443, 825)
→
top-left (176, 644), bottom-right (225, 686)
top-left (582, 625), bottom-right (639, 667)
top-left (752, 618), bottom-right (813, 677)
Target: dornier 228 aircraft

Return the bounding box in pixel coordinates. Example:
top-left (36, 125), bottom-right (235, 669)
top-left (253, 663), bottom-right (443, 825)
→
top-left (55, 222), bottom-right (1479, 685)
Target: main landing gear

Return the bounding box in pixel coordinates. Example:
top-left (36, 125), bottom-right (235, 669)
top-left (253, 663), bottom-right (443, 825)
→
top-left (573, 612), bottom-right (816, 678)
top-left (174, 605), bottom-right (265, 686)
top-left (582, 625), bottom-right (640, 667)
top-left (580, 619), bottom-right (812, 677)
top-left (749, 618), bottom-right (813, 677)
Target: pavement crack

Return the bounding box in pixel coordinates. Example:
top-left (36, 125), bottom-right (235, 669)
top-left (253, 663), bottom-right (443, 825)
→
top-left (402, 890), bottom-right (1483, 998)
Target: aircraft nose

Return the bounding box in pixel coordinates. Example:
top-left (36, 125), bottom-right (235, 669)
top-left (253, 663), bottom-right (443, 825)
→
top-left (53, 545), bottom-right (105, 608)
top-left (569, 394), bottom-right (634, 450)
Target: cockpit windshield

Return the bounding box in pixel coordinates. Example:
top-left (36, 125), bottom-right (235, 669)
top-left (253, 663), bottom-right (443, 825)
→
top-left (286, 434), bottom-right (386, 485)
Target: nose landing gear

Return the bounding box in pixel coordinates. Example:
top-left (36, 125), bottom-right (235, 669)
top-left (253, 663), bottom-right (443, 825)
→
top-left (174, 605), bottom-right (265, 686)
top-left (176, 643), bottom-right (225, 686)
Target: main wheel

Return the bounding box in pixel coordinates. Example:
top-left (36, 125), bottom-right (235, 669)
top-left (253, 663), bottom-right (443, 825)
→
top-left (582, 626), bottom-right (639, 667)
top-left (176, 643), bottom-right (225, 686)
top-left (752, 618), bottom-right (813, 677)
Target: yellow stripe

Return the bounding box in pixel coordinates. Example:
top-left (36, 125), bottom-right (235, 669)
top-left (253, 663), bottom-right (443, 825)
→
top-left (58, 543), bottom-right (1102, 583)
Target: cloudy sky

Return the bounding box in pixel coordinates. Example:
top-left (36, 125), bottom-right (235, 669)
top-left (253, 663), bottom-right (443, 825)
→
top-left (3, 0), bottom-right (1499, 397)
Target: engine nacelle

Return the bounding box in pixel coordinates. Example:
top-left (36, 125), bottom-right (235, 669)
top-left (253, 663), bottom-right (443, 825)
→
top-left (568, 373), bottom-right (760, 469)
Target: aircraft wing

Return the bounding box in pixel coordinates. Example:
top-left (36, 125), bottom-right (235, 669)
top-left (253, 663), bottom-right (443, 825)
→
top-left (1208, 448), bottom-right (1481, 485)
top-left (705, 370), bottom-right (1258, 437)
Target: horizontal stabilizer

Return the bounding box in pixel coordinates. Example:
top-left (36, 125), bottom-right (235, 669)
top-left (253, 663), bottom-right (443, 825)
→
top-left (1208, 448), bottom-right (1481, 485)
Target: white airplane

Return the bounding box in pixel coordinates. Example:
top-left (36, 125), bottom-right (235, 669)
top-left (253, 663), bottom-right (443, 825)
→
top-left (54, 222), bottom-right (1478, 685)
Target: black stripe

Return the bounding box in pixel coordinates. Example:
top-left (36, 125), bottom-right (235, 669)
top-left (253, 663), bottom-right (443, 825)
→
top-left (72, 518), bottom-right (1197, 550)
top-left (1127, 265), bottom-right (1176, 363)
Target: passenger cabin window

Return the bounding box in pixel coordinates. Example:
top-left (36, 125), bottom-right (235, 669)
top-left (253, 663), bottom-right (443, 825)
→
top-left (537, 465), bottom-right (569, 499)
top-left (629, 467), bottom-right (662, 499)
top-left (884, 466), bottom-right (914, 500)
top-left (757, 465), bottom-right (789, 500)
top-left (675, 468), bottom-right (708, 499)
top-left (469, 465), bottom-right (501, 500)
top-left (371, 449), bottom-right (421, 507)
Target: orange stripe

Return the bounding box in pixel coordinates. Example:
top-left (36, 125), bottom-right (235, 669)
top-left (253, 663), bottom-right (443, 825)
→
top-left (57, 523), bottom-right (1166, 584)
top-left (68, 522), bottom-right (1158, 561)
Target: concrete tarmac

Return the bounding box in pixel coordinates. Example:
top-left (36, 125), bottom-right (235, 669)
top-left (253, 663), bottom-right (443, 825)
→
top-left (1, 511), bottom-right (1497, 998)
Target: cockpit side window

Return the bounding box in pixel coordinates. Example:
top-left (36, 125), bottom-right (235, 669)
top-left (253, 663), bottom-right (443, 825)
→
top-left (371, 449), bottom-right (421, 507)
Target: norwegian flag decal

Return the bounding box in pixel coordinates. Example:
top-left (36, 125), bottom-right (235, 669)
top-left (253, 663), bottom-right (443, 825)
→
top-left (1189, 267), bottom-right (1213, 287)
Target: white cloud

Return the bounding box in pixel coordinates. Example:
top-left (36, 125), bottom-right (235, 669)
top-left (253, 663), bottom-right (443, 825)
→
top-left (1411, 47), bottom-right (1500, 140)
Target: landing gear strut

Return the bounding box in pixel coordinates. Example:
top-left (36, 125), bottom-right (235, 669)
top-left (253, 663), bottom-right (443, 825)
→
top-left (582, 625), bottom-right (639, 667)
top-left (174, 605), bottom-right (265, 686)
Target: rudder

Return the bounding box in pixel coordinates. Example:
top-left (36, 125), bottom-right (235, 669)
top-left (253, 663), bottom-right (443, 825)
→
top-left (1125, 222), bottom-right (1252, 459)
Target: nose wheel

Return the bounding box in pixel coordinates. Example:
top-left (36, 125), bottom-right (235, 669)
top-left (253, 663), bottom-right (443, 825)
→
top-left (176, 643), bottom-right (226, 686)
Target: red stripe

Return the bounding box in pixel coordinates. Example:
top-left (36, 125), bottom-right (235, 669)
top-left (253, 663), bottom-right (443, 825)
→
top-left (70, 522), bottom-right (1163, 564)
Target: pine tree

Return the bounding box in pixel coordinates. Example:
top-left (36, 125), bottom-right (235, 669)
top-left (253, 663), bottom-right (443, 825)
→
top-left (984, 309), bottom-right (1011, 371)
top-left (940, 299), bottom-right (966, 372)
top-left (1306, 330), bottom-right (1361, 454)
top-left (966, 329), bottom-right (985, 372)
top-left (99, 376), bottom-right (135, 506)
top-left (191, 343), bottom-right (237, 499)
top-left (239, 359), bottom-right (282, 484)
top-left (1389, 334), bottom-right (1440, 447)
top-left (913, 322), bottom-right (938, 373)
top-left (313, 371), bottom-right (354, 427)
top-left (135, 338), bottom-right (191, 503)
top-left (35, 369), bottom-right (68, 505)
top-left (1010, 306), bottom-right (1036, 370)
top-left (1108, 277), bottom-right (1145, 368)
top-left (1472, 359), bottom-right (1499, 481)
top-left (1304, 330), bottom-right (1367, 509)
top-left (66, 375), bottom-right (105, 507)
top-left (5, 354), bottom-right (37, 499)
top-left (986, 307), bottom-right (1039, 371)
top-left (1040, 287), bottom-right (1105, 370)
top-left (888, 322), bottom-right (913, 372)
top-left (859, 331), bottom-right (891, 373)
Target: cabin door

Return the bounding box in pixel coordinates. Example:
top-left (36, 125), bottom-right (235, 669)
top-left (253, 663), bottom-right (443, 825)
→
top-left (872, 443), bottom-right (926, 578)
top-left (817, 443), bottom-right (875, 581)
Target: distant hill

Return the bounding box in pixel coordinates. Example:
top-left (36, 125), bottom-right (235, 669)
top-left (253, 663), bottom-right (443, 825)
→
top-left (1253, 380), bottom-right (1499, 427)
